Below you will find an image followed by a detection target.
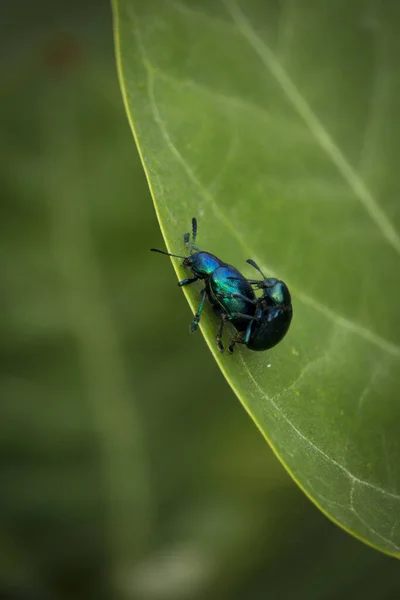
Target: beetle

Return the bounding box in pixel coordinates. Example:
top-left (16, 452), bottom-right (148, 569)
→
top-left (151, 218), bottom-right (257, 351)
top-left (226, 259), bottom-right (293, 353)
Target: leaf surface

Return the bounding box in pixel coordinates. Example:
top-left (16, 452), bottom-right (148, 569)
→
top-left (114, 0), bottom-right (400, 555)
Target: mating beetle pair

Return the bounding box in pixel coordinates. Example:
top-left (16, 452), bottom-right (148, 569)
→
top-left (151, 218), bottom-right (292, 353)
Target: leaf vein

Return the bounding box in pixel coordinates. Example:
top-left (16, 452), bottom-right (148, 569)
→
top-left (222, 0), bottom-right (400, 256)
top-left (240, 356), bottom-right (400, 503)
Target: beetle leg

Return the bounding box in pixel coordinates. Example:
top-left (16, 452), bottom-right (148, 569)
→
top-left (243, 304), bottom-right (263, 343)
top-left (217, 292), bottom-right (257, 305)
top-left (178, 276), bottom-right (199, 287)
top-left (190, 289), bottom-right (208, 332)
top-left (228, 312), bottom-right (260, 322)
top-left (228, 334), bottom-right (243, 354)
top-left (228, 340), bottom-right (236, 353)
top-left (216, 314), bottom-right (228, 353)
top-left (243, 320), bottom-right (253, 345)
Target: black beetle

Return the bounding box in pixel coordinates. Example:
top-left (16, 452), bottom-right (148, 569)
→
top-left (227, 259), bottom-right (293, 353)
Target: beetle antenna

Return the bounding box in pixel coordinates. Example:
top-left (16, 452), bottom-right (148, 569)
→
top-left (247, 259), bottom-right (267, 280)
top-left (150, 248), bottom-right (187, 259)
top-left (192, 217), bottom-right (197, 245)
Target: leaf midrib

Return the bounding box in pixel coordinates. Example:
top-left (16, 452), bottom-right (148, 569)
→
top-left (169, 0), bottom-right (400, 257)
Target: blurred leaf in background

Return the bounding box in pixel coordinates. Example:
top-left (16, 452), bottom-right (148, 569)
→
top-left (1, 1), bottom-right (400, 600)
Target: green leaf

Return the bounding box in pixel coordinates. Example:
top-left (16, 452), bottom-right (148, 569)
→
top-left (113, 0), bottom-right (400, 555)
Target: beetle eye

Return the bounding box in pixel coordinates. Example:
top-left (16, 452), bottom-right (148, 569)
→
top-left (256, 277), bottom-right (277, 290)
top-left (266, 277), bottom-right (278, 286)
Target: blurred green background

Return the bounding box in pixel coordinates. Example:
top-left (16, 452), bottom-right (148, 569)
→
top-left (1, 1), bottom-right (400, 599)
